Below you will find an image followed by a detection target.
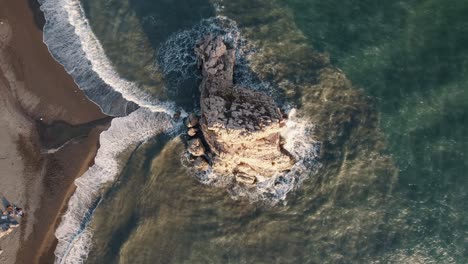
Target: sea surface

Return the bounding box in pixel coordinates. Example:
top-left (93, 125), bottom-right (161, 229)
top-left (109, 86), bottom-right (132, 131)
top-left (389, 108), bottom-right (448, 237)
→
top-left (38, 0), bottom-right (468, 263)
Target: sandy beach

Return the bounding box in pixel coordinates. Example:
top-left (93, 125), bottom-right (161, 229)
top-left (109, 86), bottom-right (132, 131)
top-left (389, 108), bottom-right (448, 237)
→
top-left (0, 0), bottom-right (109, 263)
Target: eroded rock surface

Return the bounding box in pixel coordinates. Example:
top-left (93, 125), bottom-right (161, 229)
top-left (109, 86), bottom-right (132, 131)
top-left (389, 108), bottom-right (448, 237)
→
top-left (188, 36), bottom-right (294, 183)
top-left (187, 138), bottom-right (205, 157)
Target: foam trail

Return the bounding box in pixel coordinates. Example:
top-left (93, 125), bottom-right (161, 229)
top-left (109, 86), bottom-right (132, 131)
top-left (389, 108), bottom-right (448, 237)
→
top-left (38, 0), bottom-right (175, 116)
top-left (158, 17), bottom-right (268, 90)
top-left (159, 17), bottom-right (321, 203)
top-left (38, 3), bottom-right (321, 260)
top-left (188, 110), bottom-right (320, 204)
top-left (54, 108), bottom-right (175, 264)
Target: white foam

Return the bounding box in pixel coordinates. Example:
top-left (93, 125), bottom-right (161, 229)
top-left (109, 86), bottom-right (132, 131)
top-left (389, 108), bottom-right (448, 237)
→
top-left (159, 18), bottom-right (321, 203)
top-left (157, 17), bottom-right (241, 81)
top-left (243, 109), bottom-right (321, 203)
top-left (39, 0), bottom-right (175, 116)
top-left (282, 108), bottom-right (320, 162)
top-left (191, 108), bottom-right (321, 204)
top-left (54, 108), bottom-right (175, 264)
top-left (158, 17), bottom-right (273, 95)
top-left (36, 0), bottom-right (321, 259)
top-left (35, 0), bottom-right (187, 261)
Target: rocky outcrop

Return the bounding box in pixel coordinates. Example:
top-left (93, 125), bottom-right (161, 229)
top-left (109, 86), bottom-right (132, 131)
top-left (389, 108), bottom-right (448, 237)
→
top-left (185, 36), bottom-right (294, 184)
top-left (187, 127), bottom-right (197, 137)
top-left (184, 113), bottom-right (199, 128)
top-left (187, 138), bottom-right (205, 157)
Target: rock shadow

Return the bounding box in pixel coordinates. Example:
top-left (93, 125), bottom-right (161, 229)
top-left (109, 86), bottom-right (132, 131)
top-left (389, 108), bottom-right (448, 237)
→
top-left (128, 0), bottom-right (215, 110)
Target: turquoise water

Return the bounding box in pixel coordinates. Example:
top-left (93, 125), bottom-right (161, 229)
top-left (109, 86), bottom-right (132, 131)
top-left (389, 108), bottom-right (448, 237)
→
top-left (284, 1), bottom-right (468, 259)
top-left (79, 0), bottom-right (468, 262)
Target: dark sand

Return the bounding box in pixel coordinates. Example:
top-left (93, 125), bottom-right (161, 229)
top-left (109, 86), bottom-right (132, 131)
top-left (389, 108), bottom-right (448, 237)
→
top-left (0, 0), bottom-right (110, 263)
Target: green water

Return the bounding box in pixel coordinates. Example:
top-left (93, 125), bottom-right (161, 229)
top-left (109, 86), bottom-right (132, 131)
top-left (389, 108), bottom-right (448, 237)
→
top-left (82, 0), bottom-right (468, 263)
top-left (283, 0), bottom-right (468, 259)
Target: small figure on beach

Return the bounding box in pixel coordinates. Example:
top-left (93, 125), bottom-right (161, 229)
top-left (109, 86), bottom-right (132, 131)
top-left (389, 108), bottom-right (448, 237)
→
top-left (15, 206), bottom-right (24, 217)
top-left (1, 210), bottom-right (10, 231)
top-left (3, 204), bottom-right (24, 217)
top-left (0, 196), bottom-right (24, 236)
top-left (6, 204), bottom-right (13, 215)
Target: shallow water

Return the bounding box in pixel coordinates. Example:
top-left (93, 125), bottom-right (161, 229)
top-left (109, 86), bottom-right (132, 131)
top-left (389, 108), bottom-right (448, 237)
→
top-left (45, 0), bottom-right (468, 263)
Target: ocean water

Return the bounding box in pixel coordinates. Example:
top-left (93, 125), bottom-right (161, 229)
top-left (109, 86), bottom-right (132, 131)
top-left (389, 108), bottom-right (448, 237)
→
top-left (38, 0), bottom-right (468, 263)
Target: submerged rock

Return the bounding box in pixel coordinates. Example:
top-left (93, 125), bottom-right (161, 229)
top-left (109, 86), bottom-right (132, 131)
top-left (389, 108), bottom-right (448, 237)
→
top-left (192, 35), bottom-right (294, 182)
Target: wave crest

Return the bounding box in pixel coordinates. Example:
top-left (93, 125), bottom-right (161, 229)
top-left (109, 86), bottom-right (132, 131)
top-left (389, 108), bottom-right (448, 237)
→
top-left (39, 0), bottom-right (175, 116)
top-left (54, 109), bottom-right (174, 263)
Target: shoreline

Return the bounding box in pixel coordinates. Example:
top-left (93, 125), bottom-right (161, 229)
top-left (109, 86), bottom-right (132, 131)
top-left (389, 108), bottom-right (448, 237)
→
top-left (0, 0), bottom-right (109, 263)
top-left (34, 126), bottom-right (109, 264)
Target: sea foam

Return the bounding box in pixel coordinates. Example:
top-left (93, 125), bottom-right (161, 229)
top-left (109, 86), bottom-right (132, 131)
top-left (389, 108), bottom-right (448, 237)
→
top-left (54, 108), bottom-right (175, 263)
top-left (192, 107), bottom-right (321, 204)
top-left (38, 0), bottom-right (175, 116)
top-left (37, 2), bottom-right (179, 261)
top-left (158, 18), bottom-right (320, 203)
top-left (37, 0), bottom-right (320, 261)
top-left (158, 17), bottom-right (274, 97)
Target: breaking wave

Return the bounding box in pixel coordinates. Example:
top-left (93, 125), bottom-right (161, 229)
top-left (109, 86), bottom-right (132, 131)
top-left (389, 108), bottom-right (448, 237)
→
top-left (158, 17), bottom-right (274, 97)
top-left (54, 109), bottom-right (175, 263)
top-left (160, 18), bottom-right (321, 204)
top-left (38, 0), bottom-right (175, 116)
top-left (191, 108), bottom-right (321, 204)
top-left (37, 0), bottom-right (320, 260)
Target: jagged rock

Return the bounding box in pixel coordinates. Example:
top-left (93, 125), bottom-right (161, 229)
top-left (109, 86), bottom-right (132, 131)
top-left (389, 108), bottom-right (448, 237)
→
top-left (235, 173), bottom-right (256, 185)
top-left (194, 36), bottom-right (294, 180)
top-left (187, 138), bottom-right (205, 157)
top-left (185, 113), bottom-right (199, 128)
top-left (187, 127), bottom-right (198, 137)
top-left (194, 156), bottom-right (209, 171)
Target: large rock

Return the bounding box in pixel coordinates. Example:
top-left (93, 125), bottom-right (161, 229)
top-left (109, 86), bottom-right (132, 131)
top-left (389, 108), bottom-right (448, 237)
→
top-left (235, 173), bottom-right (256, 185)
top-left (187, 138), bottom-right (205, 157)
top-left (187, 127), bottom-right (198, 137)
top-left (194, 36), bottom-right (294, 180)
top-left (185, 113), bottom-right (199, 128)
top-left (193, 156), bottom-right (209, 171)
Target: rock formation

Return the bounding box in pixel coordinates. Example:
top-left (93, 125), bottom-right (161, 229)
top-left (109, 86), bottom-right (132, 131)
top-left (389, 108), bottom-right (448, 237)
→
top-left (187, 138), bottom-right (205, 157)
top-left (185, 36), bottom-right (294, 184)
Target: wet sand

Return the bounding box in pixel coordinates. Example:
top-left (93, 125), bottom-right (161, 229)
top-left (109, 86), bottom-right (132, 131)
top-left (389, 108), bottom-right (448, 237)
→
top-left (0, 0), bottom-right (109, 263)
top-left (0, 0), bottom-right (104, 125)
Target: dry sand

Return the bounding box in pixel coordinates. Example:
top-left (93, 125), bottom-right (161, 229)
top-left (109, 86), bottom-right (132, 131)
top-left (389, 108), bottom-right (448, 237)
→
top-left (0, 0), bottom-right (110, 263)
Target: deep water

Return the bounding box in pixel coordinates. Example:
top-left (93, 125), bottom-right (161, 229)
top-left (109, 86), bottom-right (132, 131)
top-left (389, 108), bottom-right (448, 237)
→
top-left (282, 0), bottom-right (468, 261)
top-left (77, 0), bottom-right (468, 263)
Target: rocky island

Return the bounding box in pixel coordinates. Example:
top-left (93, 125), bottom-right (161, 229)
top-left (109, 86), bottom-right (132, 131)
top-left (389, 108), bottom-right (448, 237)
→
top-left (184, 36), bottom-right (295, 185)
